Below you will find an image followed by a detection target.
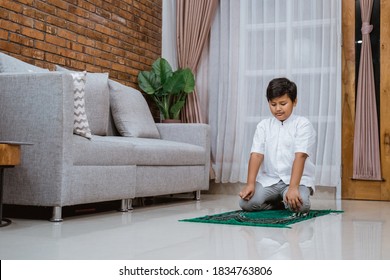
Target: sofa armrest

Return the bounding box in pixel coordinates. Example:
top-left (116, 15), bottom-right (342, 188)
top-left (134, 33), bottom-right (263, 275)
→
top-left (0, 72), bottom-right (74, 183)
top-left (156, 123), bottom-right (211, 186)
top-left (156, 123), bottom-right (210, 173)
top-left (0, 72), bottom-right (74, 143)
top-left (156, 123), bottom-right (210, 149)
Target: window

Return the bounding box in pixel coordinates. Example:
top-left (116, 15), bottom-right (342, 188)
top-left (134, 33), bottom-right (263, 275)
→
top-left (238, 0), bottom-right (342, 187)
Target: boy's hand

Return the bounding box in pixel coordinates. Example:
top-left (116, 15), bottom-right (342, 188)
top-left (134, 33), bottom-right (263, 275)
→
top-left (239, 184), bottom-right (255, 201)
top-left (284, 187), bottom-right (303, 211)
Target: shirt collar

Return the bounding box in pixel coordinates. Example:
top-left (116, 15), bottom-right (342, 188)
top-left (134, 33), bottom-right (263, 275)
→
top-left (277, 113), bottom-right (295, 125)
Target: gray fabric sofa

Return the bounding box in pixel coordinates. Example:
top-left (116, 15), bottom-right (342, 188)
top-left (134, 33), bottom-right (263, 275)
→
top-left (0, 53), bottom-right (210, 221)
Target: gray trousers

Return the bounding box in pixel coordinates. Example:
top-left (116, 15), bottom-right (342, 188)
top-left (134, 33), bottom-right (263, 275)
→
top-left (239, 180), bottom-right (311, 213)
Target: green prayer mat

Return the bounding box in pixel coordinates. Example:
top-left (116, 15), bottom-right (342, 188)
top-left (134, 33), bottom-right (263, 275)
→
top-left (180, 209), bottom-right (343, 228)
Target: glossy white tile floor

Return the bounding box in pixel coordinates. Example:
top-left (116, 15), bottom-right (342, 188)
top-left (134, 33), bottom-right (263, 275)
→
top-left (1, 194), bottom-right (390, 260)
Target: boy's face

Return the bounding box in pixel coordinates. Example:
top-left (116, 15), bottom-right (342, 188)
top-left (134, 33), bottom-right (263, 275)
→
top-left (268, 93), bottom-right (297, 122)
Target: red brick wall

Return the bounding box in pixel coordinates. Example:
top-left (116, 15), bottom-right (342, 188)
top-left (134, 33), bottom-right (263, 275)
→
top-left (0, 0), bottom-right (162, 88)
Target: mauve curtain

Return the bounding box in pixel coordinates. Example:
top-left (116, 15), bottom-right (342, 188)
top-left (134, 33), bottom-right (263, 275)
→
top-left (176, 0), bottom-right (218, 123)
top-left (352, 0), bottom-right (382, 180)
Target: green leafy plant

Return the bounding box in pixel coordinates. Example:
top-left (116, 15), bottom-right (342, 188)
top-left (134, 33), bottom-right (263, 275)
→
top-left (137, 58), bottom-right (195, 120)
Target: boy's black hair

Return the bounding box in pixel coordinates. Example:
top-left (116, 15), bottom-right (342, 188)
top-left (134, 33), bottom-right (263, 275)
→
top-left (266, 77), bottom-right (297, 102)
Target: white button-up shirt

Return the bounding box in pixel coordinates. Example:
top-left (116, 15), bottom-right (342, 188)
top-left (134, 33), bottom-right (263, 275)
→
top-left (250, 114), bottom-right (316, 189)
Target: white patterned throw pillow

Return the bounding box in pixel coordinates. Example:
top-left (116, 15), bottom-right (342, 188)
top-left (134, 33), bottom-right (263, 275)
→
top-left (72, 71), bottom-right (92, 139)
top-left (55, 65), bottom-right (110, 136)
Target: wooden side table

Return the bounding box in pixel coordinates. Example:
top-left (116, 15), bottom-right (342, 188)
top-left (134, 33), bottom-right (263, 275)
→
top-left (0, 141), bottom-right (31, 227)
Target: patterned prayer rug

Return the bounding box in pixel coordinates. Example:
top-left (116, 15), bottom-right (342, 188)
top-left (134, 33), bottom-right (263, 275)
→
top-left (180, 209), bottom-right (343, 228)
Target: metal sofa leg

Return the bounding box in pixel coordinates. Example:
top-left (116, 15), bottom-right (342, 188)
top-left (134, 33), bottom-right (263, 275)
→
top-left (127, 198), bottom-right (133, 210)
top-left (119, 199), bottom-right (129, 212)
top-left (119, 199), bottom-right (134, 212)
top-left (194, 190), bottom-right (201, 201)
top-left (50, 206), bottom-right (63, 222)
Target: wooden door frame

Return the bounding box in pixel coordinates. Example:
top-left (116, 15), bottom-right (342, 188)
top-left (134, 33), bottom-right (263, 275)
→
top-left (342, 0), bottom-right (390, 200)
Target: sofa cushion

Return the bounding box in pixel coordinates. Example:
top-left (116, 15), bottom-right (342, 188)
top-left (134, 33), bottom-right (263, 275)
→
top-left (72, 71), bottom-right (92, 139)
top-left (56, 65), bottom-right (110, 136)
top-left (72, 135), bottom-right (135, 165)
top-left (130, 137), bottom-right (206, 165)
top-left (109, 79), bottom-right (160, 138)
top-left (72, 135), bottom-right (205, 166)
top-left (0, 52), bottom-right (50, 73)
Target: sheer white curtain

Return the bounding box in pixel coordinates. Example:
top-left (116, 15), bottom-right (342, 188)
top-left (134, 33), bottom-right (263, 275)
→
top-left (162, 0), bottom-right (342, 195)
top-left (208, 0), bottom-right (342, 194)
top-left (162, 0), bottom-right (178, 69)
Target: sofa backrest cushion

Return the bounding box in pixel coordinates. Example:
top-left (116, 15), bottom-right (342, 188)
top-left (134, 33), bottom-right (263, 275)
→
top-left (0, 52), bottom-right (50, 73)
top-left (56, 65), bottom-right (110, 136)
top-left (108, 79), bottom-right (160, 139)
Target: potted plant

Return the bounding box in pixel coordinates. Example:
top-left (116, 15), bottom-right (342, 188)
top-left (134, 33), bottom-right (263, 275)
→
top-left (137, 58), bottom-right (195, 122)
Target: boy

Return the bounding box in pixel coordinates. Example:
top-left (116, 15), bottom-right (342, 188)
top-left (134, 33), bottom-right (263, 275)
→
top-left (239, 77), bottom-right (316, 213)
